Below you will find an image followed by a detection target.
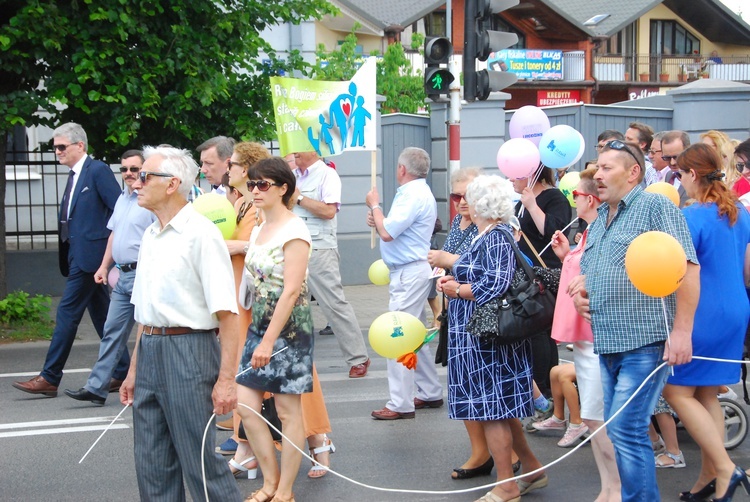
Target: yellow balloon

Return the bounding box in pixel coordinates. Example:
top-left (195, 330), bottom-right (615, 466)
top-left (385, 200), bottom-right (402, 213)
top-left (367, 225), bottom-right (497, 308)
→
top-left (192, 193), bottom-right (237, 239)
top-left (368, 311), bottom-right (426, 359)
top-left (368, 259), bottom-right (390, 285)
top-left (645, 182), bottom-right (680, 207)
top-left (625, 231), bottom-right (687, 297)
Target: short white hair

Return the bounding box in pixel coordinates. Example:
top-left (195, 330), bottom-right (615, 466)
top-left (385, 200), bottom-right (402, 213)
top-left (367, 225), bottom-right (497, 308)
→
top-left (142, 146), bottom-right (198, 198)
top-left (464, 175), bottom-right (515, 223)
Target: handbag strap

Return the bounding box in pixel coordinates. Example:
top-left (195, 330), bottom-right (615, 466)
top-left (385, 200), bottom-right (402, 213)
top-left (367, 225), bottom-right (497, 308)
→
top-left (499, 228), bottom-right (540, 283)
top-left (446, 222), bottom-right (473, 254)
top-left (521, 231), bottom-right (548, 269)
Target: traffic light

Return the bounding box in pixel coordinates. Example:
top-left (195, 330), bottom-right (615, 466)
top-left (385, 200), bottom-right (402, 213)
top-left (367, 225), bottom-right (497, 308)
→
top-left (463, 0), bottom-right (519, 101)
top-left (424, 36), bottom-right (454, 99)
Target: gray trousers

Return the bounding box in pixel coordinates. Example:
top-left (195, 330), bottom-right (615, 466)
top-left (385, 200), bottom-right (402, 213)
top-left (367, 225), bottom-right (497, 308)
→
top-left (307, 247), bottom-right (369, 366)
top-left (133, 332), bottom-right (242, 502)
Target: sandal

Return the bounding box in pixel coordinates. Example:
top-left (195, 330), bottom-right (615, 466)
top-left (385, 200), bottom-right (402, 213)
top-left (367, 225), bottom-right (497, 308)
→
top-left (308, 434), bottom-right (335, 479)
top-left (229, 456), bottom-right (258, 479)
top-left (245, 489), bottom-right (275, 502)
top-left (652, 434), bottom-right (666, 455)
top-left (475, 491), bottom-right (520, 502)
top-left (270, 495), bottom-right (295, 502)
top-left (655, 451), bottom-right (686, 469)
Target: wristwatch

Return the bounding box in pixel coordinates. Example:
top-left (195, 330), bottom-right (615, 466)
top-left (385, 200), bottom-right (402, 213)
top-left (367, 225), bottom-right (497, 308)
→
top-left (297, 195), bottom-right (304, 205)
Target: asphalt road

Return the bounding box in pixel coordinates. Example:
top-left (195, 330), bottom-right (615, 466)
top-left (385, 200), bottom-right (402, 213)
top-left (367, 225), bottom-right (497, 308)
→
top-left (1, 287), bottom-right (749, 501)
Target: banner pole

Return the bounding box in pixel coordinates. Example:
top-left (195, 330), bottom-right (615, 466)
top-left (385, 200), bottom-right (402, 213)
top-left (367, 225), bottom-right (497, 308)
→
top-left (371, 150), bottom-right (377, 249)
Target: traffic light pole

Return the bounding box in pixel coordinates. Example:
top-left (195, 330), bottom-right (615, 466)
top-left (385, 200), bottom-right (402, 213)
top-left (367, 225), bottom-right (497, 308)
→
top-left (448, 57), bottom-right (461, 222)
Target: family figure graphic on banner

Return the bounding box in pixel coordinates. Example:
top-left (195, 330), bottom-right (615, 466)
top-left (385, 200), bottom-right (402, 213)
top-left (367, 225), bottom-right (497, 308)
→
top-left (307, 82), bottom-right (372, 157)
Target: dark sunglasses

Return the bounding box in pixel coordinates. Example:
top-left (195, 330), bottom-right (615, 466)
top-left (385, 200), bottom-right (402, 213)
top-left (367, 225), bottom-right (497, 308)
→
top-left (661, 155), bottom-right (679, 163)
top-left (572, 190), bottom-right (601, 202)
top-left (674, 169), bottom-right (689, 180)
top-left (449, 192), bottom-right (465, 203)
top-left (53, 143), bottom-right (76, 152)
top-left (605, 140), bottom-right (642, 168)
top-left (737, 161), bottom-right (748, 173)
top-left (138, 171), bottom-right (174, 184)
top-left (246, 180), bottom-right (283, 192)
top-left (119, 166), bottom-right (140, 173)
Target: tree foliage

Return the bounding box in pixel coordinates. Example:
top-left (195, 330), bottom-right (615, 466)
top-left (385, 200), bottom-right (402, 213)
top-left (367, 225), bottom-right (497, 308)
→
top-left (309, 27), bottom-right (426, 115)
top-left (0, 0), bottom-right (338, 160)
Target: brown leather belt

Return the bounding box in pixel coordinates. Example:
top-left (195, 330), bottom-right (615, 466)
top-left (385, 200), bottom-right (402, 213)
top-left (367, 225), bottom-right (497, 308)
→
top-left (142, 325), bottom-right (195, 336)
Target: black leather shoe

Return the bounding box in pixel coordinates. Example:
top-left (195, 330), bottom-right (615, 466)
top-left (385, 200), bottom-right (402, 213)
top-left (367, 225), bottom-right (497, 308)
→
top-left (680, 479), bottom-right (715, 501)
top-left (451, 457), bottom-right (494, 480)
top-left (64, 388), bottom-right (105, 406)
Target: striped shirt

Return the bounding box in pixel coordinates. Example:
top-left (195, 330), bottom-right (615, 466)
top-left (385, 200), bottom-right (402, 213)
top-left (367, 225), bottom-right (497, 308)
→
top-left (580, 185), bottom-right (698, 355)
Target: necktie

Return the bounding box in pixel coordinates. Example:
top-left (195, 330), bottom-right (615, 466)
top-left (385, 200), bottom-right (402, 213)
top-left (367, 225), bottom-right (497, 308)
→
top-left (60, 170), bottom-right (75, 242)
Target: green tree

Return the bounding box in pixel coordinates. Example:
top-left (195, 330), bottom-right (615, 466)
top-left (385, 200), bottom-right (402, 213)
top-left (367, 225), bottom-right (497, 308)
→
top-left (309, 27), bottom-right (426, 114)
top-left (0, 0), bottom-right (337, 296)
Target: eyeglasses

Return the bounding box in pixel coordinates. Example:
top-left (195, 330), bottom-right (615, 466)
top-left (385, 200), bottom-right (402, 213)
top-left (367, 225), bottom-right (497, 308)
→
top-left (648, 149), bottom-right (662, 155)
top-left (661, 155), bottom-right (679, 163)
top-left (572, 190), bottom-right (601, 202)
top-left (737, 161), bottom-right (748, 173)
top-left (595, 144), bottom-right (607, 151)
top-left (138, 171), bottom-right (174, 184)
top-left (228, 161), bottom-right (245, 169)
top-left (53, 143), bottom-right (75, 152)
top-left (449, 192), bottom-right (465, 203)
top-left (605, 140), bottom-right (642, 168)
top-left (119, 166), bottom-right (140, 173)
top-left (246, 180), bottom-right (283, 192)
top-left (674, 170), bottom-right (687, 180)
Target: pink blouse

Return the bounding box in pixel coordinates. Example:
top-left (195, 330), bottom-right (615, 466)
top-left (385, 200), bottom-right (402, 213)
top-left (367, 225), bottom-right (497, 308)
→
top-left (550, 230), bottom-right (593, 343)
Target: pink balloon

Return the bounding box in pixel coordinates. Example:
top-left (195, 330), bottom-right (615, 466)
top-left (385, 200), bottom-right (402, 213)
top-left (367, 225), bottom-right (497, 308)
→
top-left (508, 106), bottom-right (551, 146)
top-left (108, 267), bottom-right (120, 290)
top-left (497, 138), bottom-right (541, 179)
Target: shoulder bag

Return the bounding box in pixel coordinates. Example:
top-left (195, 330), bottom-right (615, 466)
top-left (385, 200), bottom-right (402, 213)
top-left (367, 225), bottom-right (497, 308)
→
top-left (466, 229), bottom-right (556, 344)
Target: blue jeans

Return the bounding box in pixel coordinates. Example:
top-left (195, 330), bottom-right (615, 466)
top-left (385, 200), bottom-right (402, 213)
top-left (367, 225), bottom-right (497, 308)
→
top-left (600, 344), bottom-right (669, 502)
top-left (84, 269), bottom-right (135, 398)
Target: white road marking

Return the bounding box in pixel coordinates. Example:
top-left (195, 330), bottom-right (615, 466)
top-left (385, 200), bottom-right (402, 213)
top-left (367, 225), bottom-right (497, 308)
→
top-left (0, 424), bottom-right (129, 438)
top-left (0, 416), bottom-right (127, 430)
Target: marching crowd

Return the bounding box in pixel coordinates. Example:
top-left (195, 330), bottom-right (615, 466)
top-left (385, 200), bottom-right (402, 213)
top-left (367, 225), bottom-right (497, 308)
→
top-left (9, 120), bottom-right (750, 502)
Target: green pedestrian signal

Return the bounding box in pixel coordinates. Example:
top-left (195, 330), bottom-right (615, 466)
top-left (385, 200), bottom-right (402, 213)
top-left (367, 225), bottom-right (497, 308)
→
top-left (424, 37), bottom-right (454, 100)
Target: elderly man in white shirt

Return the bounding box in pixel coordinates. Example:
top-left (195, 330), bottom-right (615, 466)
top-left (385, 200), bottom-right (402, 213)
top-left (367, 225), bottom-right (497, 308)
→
top-left (365, 147), bottom-right (444, 420)
top-left (120, 146), bottom-right (242, 502)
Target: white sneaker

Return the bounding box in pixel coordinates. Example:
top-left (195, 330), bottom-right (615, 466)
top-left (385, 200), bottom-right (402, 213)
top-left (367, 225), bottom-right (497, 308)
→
top-left (558, 423), bottom-right (589, 447)
top-left (718, 387), bottom-right (739, 401)
top-left (532, 415), bottom-right (566, 431)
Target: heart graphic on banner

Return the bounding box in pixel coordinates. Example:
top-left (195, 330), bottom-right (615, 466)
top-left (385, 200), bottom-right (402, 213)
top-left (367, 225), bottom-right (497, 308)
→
top-left (342, 99), bottom-right (351, 116)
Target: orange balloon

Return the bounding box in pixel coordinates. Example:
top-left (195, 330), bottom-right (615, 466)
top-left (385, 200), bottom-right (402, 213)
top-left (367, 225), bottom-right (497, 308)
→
top-left (645, 182), bottom-right (680, 207)
top-left (625, 231), bottom-right (687, 297)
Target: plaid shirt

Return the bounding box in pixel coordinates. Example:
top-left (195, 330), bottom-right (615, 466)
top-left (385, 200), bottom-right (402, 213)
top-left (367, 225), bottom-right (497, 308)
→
top-left (581, 185), bottom-right (698, 355)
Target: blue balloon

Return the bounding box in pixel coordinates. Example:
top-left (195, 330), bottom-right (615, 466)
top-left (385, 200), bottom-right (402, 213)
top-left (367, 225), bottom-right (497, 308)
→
top-left (538, 125), bottom-right (583, 169)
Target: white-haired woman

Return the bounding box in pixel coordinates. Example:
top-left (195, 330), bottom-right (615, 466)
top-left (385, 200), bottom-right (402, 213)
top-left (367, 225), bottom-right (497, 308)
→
top-left (438, 175), bottom-right (546, 502)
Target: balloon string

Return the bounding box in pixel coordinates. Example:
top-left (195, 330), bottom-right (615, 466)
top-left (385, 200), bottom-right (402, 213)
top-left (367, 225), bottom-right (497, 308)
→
top-left (518, 162), bottom-right (545, 220)
top-left (538, 217), bottom-right (579, 256)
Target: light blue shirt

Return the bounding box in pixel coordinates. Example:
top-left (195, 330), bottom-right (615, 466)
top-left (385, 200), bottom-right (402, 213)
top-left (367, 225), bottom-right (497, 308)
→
top-left (381, 178), bottom-right (437, 268)
top-left (108, 188), bottom-right (157, 264)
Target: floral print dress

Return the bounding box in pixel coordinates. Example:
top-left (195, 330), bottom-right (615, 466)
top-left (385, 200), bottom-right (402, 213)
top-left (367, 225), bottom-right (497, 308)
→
top-left (236, 216), bottom-right (314, 394)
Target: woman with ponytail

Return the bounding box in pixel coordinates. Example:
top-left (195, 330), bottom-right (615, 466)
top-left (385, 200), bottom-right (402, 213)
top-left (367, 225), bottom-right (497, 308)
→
top-left (663, 143), bottom-right (750, 502)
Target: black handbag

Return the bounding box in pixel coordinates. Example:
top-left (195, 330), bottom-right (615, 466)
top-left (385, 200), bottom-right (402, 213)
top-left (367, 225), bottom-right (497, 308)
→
top-left (433, 295), bottom-right (449, 366)
top-left (466, 230), bottom-right (556, 344)
top-left (238, 396), bottom-right (283, 441)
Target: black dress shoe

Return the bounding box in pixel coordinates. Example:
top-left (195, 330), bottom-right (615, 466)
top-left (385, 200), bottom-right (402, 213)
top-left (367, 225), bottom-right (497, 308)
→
top-left (64, 388), bottom-right (105, 406)
top-left (452, 457), bottom-right (494, 479)
top-left (680, 479), bottom-right (715, 501)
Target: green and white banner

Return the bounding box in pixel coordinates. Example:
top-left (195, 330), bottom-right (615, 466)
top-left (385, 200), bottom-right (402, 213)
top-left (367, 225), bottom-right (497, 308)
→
top-left (271, 57), bottom-right (377, 157)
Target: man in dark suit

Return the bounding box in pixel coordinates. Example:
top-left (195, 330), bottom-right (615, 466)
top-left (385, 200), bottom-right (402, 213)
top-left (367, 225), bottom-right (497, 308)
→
top-left (13, 122), bottom-right (124, 397)
top-left (661, 130), bottom-right (691, 208)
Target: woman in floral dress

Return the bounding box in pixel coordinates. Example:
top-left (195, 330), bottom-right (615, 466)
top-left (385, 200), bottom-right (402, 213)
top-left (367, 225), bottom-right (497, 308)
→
top-left (236, 157), bottom-right (312, 502)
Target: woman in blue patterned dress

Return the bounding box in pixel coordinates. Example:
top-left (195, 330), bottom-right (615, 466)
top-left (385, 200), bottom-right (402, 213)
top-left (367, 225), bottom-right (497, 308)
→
top-left (663, 144), bottom-right (750, 502)
top-left (236, 157), bottom-right (313, 502)
top-left (438, 175), bottom-right (546, 502)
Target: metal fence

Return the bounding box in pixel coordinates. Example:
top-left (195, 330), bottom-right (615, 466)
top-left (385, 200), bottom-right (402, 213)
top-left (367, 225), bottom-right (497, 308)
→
top-left (594, 54), bottom-right (750, 83)
top-left (5, 141), bottom-right (281, 250)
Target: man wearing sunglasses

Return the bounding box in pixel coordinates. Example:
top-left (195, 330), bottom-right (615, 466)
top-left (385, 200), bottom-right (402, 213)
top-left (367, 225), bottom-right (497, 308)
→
top-left (64, 150), bottom-right (156, 406)
top-left (13, 123), bottom-right (121, 398)
top-left (574, 140), bottom-right (699, 501)
top-left (661, 130), bottom-right (691, 207)
top-left (290, 150), bottom-right (371, 378)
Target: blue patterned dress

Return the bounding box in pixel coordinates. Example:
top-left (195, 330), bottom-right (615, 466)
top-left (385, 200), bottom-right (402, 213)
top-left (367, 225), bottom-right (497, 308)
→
top-left (448, 224), bottom-right (535, 421)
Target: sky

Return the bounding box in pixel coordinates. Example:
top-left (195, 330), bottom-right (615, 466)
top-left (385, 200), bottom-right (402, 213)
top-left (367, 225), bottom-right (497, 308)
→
top-left (720, 0), bottom-right (745, 20)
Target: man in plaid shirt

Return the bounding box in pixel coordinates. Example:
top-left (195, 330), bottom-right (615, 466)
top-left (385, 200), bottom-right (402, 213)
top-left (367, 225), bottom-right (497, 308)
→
top-left (573, 140), bottom-right (699, 501)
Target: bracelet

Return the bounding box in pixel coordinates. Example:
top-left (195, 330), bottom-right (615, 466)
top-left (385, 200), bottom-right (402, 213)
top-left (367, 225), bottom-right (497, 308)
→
top-left (243, 243), bottom-right (249, 254)
top-left (370, 204), bottom-right (381, 212)
top-left (456, 284), bottom-right (463, 299)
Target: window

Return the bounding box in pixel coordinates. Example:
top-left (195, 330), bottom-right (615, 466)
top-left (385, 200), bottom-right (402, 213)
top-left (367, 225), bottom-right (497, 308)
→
top-left (491, 17), bottom-right (524, 49)
top-left (650, 20), bottom-right (699, 55)
top-left (596, 22), bottom-right (635, 56)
